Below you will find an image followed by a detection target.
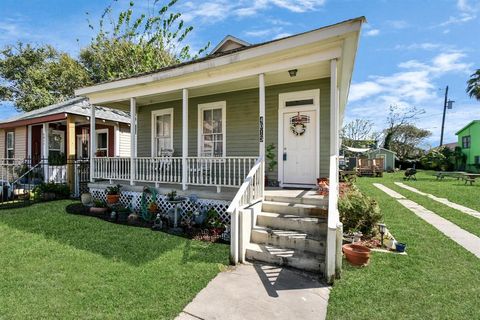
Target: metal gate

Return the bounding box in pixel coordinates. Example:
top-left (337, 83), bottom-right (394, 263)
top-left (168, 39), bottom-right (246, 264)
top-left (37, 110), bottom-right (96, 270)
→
top-left (73, 160), bottom-right (90, 198)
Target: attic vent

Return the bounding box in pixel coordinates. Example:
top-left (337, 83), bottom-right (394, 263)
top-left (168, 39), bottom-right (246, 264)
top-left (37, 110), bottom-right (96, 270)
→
top-left (285, 99), bottom-right (314, 107)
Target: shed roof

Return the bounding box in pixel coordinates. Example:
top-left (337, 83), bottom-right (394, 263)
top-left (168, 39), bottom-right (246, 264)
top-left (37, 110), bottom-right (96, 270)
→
top-left (0, 98), bottom-right (130, 128)
top-left (366, 147), bottom-right (396, 155)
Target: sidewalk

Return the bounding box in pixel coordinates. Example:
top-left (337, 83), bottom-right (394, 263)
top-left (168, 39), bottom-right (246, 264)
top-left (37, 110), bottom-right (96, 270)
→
top-left (176, 263), bottom-right (330, 320)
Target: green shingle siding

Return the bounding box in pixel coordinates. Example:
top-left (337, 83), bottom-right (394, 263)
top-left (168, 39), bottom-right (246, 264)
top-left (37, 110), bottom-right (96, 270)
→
top-left (136, 78), bottom-right (331, 181)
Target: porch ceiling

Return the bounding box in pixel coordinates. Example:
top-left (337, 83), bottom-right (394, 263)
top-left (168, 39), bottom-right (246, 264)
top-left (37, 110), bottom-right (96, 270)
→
top-left (102, 61), bottom-right (331, 109)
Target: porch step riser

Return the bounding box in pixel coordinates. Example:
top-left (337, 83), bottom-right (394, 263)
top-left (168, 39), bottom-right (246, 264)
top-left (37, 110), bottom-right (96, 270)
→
top-left (251, 229), bottom-right (325, 254)
top-left (262, 202), bottom-right (328, 218)
top-left (256, 215), bottom-right (327, 238)
top-left (245, 248), bottom-right (325, 273)
top-left (264, 195), bottom-right (328, 207)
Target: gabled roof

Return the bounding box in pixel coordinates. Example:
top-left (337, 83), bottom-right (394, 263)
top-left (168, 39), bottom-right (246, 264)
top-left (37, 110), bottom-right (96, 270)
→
top-left (0, 98), bottom-right (130, 128)
top-left (210, 35), bottom-right (250, 55)
top-left (455, 120), bottom-right (480, 135)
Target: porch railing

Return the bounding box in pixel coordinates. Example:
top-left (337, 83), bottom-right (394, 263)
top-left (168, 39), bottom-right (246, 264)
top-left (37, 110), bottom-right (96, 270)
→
top-left (91, 156), bottom-right (258, 187)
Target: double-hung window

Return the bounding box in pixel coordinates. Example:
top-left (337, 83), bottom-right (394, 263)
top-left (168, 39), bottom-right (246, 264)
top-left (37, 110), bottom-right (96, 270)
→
top-left (462, 135), bottom-right (471, 148)
top-left (96, 129), bottom-right (108, 157)
top-left (198, 102), bottom-right (226, 157)
top-left (49, 129), bottom-right (65, 157)
top-left (152, 109), bottom-right (173, 156)
top-left (6, 131), bottom-right (14, 159)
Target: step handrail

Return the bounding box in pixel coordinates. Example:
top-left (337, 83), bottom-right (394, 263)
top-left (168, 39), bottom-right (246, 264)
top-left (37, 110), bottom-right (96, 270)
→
top-left (12, 161), bottom-right (42, 186)
top-left (228, 156), bottom-right (264, 264)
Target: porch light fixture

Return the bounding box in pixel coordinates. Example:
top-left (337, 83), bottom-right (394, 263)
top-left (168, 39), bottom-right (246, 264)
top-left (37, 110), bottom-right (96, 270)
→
top-left (377, 223), bottom-right (386, 247)
top-left (288, 69), bottom-right (298, 77)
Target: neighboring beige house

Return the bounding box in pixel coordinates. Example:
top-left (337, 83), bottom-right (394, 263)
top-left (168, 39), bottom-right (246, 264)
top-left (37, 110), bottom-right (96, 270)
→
top-left (0, 98), bottom-right (131, 192)
top-left (75, 17), bottom-right (364, 283)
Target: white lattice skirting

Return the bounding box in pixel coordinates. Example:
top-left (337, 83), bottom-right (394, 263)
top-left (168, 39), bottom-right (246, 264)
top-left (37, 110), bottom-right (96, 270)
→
top-left (90, 188), bottom-right (231, 225)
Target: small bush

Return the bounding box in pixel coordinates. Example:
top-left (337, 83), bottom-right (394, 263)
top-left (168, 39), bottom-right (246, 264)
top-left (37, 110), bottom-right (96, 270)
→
top-left (33, 182), bottom-right (70, 200)
top-left (339, 187), bottom-right (382, 236)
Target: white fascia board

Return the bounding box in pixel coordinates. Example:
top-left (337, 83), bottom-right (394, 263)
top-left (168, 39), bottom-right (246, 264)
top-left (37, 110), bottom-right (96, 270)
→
top-left (75, 20), bottom-right (362, 97)
top-left (86, 47), bottom-right (342, 105)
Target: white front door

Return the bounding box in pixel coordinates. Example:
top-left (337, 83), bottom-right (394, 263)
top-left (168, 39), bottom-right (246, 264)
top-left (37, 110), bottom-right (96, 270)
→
top-left (282, 110), bottom-right (317, 185)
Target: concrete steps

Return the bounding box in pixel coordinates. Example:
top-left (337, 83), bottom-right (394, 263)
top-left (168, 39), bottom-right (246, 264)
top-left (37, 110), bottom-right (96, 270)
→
top-left (245, 192), bottom-right (328, 274)
top-left (251, 227), bottom-right (326, 254)
top-left (245, 243), bottom-right (325, 273)
top-left (262, 201), bottom-right (328, 217)
top-left (256, 212), bottom-right (327, 238)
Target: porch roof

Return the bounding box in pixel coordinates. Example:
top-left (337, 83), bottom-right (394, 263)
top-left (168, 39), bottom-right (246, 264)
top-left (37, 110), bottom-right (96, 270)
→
top-left (0, 98), bottom-right (130, 129)
top-left (75, 17), bottom-right (365, 117)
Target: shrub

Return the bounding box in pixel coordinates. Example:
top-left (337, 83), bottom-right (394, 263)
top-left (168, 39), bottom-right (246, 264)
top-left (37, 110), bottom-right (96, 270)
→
top-left (105, 184), bottom-right (122, 195)
top-left (33, 182), bottom-right (70, 200)
top-left (339, 187), bottom-right (382, 236)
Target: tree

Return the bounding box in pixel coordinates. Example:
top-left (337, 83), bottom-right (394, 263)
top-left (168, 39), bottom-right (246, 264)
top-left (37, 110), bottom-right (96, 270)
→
top-left (0, 0), bottom-right (209, 111)
top-left (388, 124), bottom-right (431, 160)
top-left (383, 105), bottom-right (424, 150)
top-left (466, 69), bottom-right (480, 101)
top-left (341, 119), bottom-right (379, 147)
top-left (0, 43), bottom-right (90, 111)
top-left (80, 0), bottom-right (210, 83)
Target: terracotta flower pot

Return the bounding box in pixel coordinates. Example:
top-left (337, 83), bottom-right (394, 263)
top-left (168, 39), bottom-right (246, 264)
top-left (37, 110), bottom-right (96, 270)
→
top-left (342, 244), bottom-right (371, 266)
top-left (106, 194), bottom-right (120, 204)
top-left (90, 207), bottom-right (108, 214)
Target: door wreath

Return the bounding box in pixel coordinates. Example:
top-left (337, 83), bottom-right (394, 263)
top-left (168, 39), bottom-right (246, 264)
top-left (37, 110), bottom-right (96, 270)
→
top-left (290, 112), bottom-right (307, 136)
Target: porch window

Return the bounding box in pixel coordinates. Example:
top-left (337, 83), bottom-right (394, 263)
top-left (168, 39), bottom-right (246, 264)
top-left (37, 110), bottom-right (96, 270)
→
top-left (96, 129), bottom-right (108, 157)
top-left (6, 131), bottom-right (14, 159)
top-left (152, 109), bottom-right (173, 156)
top-left (49, 130), bottom-right (65, 154)
top-left (198, 102), bottom-right (226, 157)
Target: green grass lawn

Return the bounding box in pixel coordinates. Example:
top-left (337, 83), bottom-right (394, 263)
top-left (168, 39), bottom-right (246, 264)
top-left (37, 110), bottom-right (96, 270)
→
top-left (327, 174), bottom-right (480, 320)
top-left (0, 200), bottom-right (229, 319)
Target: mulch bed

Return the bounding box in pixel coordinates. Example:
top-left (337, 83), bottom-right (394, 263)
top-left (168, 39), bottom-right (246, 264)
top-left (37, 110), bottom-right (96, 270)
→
top-left (65, 203), bottom-right (228, 243)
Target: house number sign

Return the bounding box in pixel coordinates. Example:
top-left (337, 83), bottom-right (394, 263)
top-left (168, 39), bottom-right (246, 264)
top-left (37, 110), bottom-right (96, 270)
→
top-left (259, 116), bottom-right (264, 142)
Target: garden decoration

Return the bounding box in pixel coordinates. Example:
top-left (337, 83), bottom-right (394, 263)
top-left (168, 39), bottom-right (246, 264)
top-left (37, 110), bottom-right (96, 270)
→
top-left (140, 186), bottom-right (158, 221)
top-left (290, 112), bottom-right (307, 136)
top-left (81, 192), bottom-right (93, 206)
top-left (166, 191), bottom-right (186, 233)
top-left (317, 177), bottom-right (329, 196)
top-left (377, 223), bottom-right (386, 247)
top-left (396, 243), bottom-right (407, 253)
top-left (105, 184), bottom-right (121, 204)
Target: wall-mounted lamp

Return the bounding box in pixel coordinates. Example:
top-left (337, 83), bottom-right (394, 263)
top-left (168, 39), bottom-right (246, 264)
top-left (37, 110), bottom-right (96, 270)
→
top-left (288, 69), bottom-right (298, 77)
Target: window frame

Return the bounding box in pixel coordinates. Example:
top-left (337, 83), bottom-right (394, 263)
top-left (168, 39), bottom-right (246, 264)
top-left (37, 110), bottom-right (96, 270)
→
top-left (6, 131), bottom-right (14, 159)
top-left (462, 135), bottom-right (471, 149)
top-left (197, 101), bottom-right (226, 158)
top-left (151, 108), bottom-right (174, 157)
top-left (48, 129), bottom-right (65, 153)
top-left (96, 129), bottom-right (109, 155)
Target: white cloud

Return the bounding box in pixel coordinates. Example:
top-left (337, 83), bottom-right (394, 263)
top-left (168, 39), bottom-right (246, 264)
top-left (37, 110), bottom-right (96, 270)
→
top-left (180, 0), bottom-right (326, 22)
top-left (364, 29), bottom-right (380, 37)
top-left (439, 12), bottom-right (476, 26)
top-left (346, 51), bottom-right (473, 145)
top-left (394, 42), bottom-right (446, 51)
top-left (437, 0), bottom-right (479, 27)
top-left (386, 20), bottom-right (409, 29)
top-left (273, 32), bottom-right (292, 39)
top-left (245, 27), bottom-right (281, 37)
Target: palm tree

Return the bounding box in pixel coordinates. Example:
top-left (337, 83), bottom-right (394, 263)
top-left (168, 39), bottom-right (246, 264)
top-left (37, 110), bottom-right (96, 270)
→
top-left (466, 69), bottom-right (480, 101)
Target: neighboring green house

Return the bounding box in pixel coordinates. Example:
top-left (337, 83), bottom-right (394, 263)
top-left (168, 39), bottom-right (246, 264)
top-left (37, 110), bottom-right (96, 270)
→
top-left (366, 147), bottom-right (396, 171)
top-left (456, 120), bottom-right (480, 172)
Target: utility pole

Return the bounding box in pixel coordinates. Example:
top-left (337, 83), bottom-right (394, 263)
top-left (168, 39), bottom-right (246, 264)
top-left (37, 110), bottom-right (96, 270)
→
top-left (439, 86), bottom-right (454, 146)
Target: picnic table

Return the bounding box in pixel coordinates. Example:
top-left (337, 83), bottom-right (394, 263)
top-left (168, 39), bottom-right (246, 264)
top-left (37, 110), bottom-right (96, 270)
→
top-left (461, 173), bottom-right (480, 185)
top-left (435, 171), bottom-right (466, 180)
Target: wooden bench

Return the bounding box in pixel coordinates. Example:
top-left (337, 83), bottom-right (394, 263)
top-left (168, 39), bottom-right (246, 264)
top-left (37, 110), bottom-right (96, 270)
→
top-left (464, 177), bottom-right (475, 186)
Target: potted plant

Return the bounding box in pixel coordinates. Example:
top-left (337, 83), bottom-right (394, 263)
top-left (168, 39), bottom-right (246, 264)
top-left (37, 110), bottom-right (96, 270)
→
top-left (342, 243), bottom-right (371, 266)
top-left (105, 184), bottom-right (121, 204)
top-left (90, 199), bottom-right (108, 214)
top-left (265, 143), bottom-right (279, 187)
top-left (166, 190), bottom-right (177, 201)
top-left (116, 205), bottom-right (131, 222)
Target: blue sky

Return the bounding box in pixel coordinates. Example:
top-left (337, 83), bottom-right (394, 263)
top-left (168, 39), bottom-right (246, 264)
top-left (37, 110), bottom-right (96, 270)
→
top-left (0, 0), bottom-right (479, 146)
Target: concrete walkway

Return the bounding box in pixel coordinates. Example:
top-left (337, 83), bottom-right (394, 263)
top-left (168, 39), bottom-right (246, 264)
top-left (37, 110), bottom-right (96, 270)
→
top-left (176, 263), bottom-right (330, 320)
top-left (375, 183), bottom-right (480, 259)
top-left (394, 182), bottom-right (480, 219)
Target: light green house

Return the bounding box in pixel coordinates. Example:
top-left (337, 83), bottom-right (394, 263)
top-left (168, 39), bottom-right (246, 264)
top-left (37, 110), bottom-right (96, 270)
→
top-left (75, 17), bottom-right (364, 283)
top-left (456, 120), bottom-right (480, 172)
top-left (366, 148), bottom-right (396, 171)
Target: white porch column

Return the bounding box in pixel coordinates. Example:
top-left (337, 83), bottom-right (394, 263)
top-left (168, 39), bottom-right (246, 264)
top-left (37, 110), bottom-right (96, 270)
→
top-left (326, 58), bottom-right (341, 284)
top-left (42, 123), bottom-right (49, 179)
top-left (182, 88), bottom-right (189, 191)
top-left (130, 98), bottom-right (137, 186)
top-left (90, 104), bottom-right (96, 182)
top-left (259, 73), bottom-right (266, 159)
